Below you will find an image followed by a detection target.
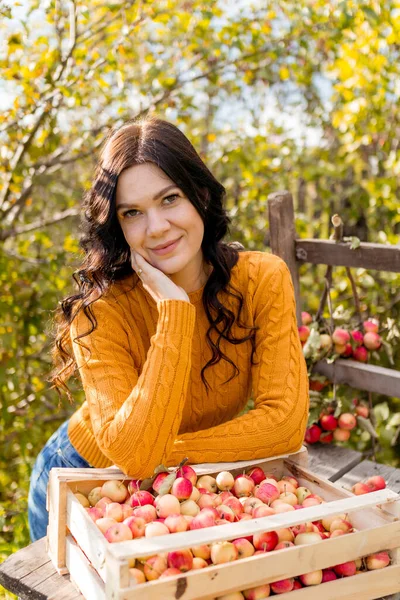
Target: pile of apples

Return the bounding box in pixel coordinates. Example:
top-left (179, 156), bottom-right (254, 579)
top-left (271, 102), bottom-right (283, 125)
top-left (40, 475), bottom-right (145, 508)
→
top-left (299, 312), bottom-right (383, 363)
top-left (305, 400), bottom-right (369, 445)
top-left (74, 463), bottom-right (391, 594)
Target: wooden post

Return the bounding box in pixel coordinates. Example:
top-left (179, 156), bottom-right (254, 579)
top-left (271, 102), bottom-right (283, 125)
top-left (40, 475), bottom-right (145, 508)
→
top-left (267, 191), bottom-right (302, 325)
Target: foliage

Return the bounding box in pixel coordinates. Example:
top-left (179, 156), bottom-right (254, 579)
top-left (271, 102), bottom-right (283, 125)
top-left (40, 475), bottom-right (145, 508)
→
top-left (1, 1), bottom-right (400, 591)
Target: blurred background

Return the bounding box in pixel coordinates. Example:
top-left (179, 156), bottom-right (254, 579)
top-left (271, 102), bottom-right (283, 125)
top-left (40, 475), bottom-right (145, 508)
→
top-left (1, 0), bottom-right (399, 584)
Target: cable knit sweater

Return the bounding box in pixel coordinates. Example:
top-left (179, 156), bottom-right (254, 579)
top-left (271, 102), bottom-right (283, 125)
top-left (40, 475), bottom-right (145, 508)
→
top-left (68, 250), bottom-right (309, 478)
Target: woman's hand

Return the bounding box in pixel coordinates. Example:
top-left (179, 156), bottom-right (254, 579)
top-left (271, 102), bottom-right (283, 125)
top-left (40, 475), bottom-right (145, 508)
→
top-left (131, 250), bottom-right (190, 303)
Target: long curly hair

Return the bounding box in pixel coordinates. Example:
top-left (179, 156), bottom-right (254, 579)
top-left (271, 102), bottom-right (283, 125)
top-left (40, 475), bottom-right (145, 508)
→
top-left (48, 115), bottom-right (260, 401)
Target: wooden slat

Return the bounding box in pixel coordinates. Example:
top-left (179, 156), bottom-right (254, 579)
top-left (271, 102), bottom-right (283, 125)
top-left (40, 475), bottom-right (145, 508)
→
top-left (335, 459), bottom-right (400, 495)
top-left (65, 535), bottom-right (105, 600)
top-left (112, 525), bottom-right (400, 600)
top-left (0, 538), bottom-right (82, 600)
top-left (295, 238), bottom-right (400, 272)
top-left (109, 488), bottom-right (399, 561)
top-left (307, 444), bottom-right (363, 481)
top-left (268, 190), bottom-right (302, 323)
top-left (312, 359), bottom-right (400, 399)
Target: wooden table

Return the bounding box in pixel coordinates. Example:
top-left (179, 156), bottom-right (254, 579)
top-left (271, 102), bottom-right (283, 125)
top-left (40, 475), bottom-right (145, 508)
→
top-left (1, 445), bottom-right (400, 600)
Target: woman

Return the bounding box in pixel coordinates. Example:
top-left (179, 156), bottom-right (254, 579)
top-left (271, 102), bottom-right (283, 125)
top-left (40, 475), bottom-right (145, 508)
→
top-left (28, 115), bottom-right (309, 542)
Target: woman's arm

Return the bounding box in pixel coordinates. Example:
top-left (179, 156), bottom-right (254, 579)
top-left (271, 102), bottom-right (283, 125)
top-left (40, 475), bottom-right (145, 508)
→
top-left (165, 257), bottom-right (309, 466)
top-left (71, 298), bottom-right (196, 478)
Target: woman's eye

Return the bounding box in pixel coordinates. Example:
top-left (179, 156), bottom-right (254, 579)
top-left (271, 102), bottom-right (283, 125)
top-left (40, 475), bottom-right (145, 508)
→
top-left (123, 195), bottom-right (178, 218)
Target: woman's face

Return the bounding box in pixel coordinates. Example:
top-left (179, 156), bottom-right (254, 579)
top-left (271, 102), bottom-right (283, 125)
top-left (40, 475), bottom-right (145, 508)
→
top-left (115, 162), bottom-right (207, 290)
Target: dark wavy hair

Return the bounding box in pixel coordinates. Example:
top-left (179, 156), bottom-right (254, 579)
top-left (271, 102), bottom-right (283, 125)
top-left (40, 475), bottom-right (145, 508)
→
top-left (48, 115), bottom-right (260, 401)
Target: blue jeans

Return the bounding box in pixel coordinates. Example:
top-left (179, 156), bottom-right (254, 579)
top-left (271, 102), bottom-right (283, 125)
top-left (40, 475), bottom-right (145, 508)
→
top-left (28, 419), bottom-right (92, 542)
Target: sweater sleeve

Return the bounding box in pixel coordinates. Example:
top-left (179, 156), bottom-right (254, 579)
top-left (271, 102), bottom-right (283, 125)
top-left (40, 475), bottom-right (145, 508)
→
top-left (70, 298), bottom-right (196, 478)
top-left (165, 256), bottom-right (309, 466)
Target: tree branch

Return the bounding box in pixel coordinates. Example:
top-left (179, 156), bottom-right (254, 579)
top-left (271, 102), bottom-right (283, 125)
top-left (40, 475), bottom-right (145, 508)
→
top-left (0, 207), bottom-right (80, 241)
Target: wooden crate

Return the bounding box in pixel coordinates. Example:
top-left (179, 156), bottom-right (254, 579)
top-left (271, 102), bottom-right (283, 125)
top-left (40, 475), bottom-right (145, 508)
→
top-left (46, 446), bottom-right (400, 600)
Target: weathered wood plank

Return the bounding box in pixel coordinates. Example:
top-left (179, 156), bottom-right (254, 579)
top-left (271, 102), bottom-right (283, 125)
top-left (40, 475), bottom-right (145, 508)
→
top-left (295, 239), bottom-right (400, 272)
top-left (267, 190), bottom-right (302, 324)
top-left (313, 359), bottom-right (400, 399)
top-left (307, 443), bottom-right (363, 481)
top-left (335, 459), bottom-right (400, 495)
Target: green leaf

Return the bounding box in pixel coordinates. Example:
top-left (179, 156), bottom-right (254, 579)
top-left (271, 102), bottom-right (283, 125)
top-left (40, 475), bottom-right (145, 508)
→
top-left (158, 472), bottom-right (177, 496)
top-left (357, 416), bottom-right (379, 439)
top-left (154, 464), bottom-right (170, 475)
top-left (140, 477), bottom-right (156, 491)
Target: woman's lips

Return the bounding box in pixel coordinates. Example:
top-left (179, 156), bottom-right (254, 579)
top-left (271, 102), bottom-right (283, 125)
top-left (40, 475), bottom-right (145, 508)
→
top-left (151, 237), bottom-right (182, 255)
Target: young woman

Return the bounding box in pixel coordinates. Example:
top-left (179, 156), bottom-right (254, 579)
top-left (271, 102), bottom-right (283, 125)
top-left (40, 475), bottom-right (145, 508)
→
top-left (28, 115), bottom-right (309, 542)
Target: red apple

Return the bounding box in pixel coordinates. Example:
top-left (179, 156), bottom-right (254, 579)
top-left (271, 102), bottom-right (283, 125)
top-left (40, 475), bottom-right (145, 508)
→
top-left (164, 514), bottom-right (189, 533)
top-left (353, 346), bottom-right (368, 362)
top-left (123, 515), bottom-right (146, 538)
top-left (332, 328), bottom-right (350, 345)
top-left (338, 413), bottom-right (357, 430)
top-left (145, 521), bottom-right (170, 537)
top-left (299, 570), bottom-right (323, 586)
top-left (133, 504), bottom-right (157, 523)
top-left (143, 554), bottom-right (167, 581)
top-left (104, 522), bottom-right (133, 543)
top-left (270, 578), bottom-right (294, 594)
top-left (129, 490), bottom-right (155, 508)
top-left (232, 538), bottom-right (255, 558)
top-left (176, 465), bottom-right (197, 486)
top-left (95, 517), bottom-right (117, 534)
top-left (334, 561), bottom-right (357, 577)
top-left (253, 530), bottom-right (279, 552)
top-left (243, 583), bottom-right (271, 599)
top-left (127, 479), bottom-right (142, 495)
top-left (167, 549), bottom-right (193, 572)
top-left (305, 424), bottom-right (322, 444)
top-left (233, 475), bottom-right (255, 498)
top-left (322, 569), bottom-right (337, 582)
top-left (333, 428), bottom-right (351, 442)
top-left (365, 475), bottom-right (386, 491)
top-left (246, 467), bottom-right (266, 486)
top-left (255, 483), bottom-right (280, 505)
top-left (210, 541), bottom-right (238, 564)
top-left (366, 551), bottom-right (390, 570)
top-left (171, 477), bottom-right (193, 501)
top-left (364, 332), bottom-right (382, 350)
top-left (152, 472), bottom-right (170, 494)
top-left (320, 414), bottom-right (338, 431)
top-left (86, 507), bottom-right (103, 522)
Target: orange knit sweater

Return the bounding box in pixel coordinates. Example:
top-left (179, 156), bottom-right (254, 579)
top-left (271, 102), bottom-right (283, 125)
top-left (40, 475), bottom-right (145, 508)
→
top-left (68, 251), bottom-right (309, 478)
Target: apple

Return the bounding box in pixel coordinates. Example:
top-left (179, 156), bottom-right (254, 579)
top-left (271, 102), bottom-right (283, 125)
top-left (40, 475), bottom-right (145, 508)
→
top-left (273, 503), bottom-right (295, 514)
top-left (219, 490), bottom-right (234, 502)
top-left (156, 494), bottom-right (181, 518)
top-left (95, 497), bottom-right (112, 516)
top-left (101, 480), bottom-right (128, 503)
top-left (129, 490), bottom-right (155, 508)
top-left (365, 475), bottom-right (386, 491)
top-left (351, 330), bottom-right (364, 346)
top-left (333, 561), bottom-right (357, 577)
top-left (275, 541), bottom-right (295, 550)
top-left (281, 475), bottom-right (299, 489)
top-left (129, 567), bottom-right (146, 584)
top-left (353, 346), bottom-right (368, 362)
top-left (276, 528), bottom-right (294, 543)
top-left (217, 505), bottom-right (236, 522)
top-left (278, 492), bottom-right (298, 506)
top-left (319, 334), bottom-right (332, 351)
top-left (105, 502), bottom-right (123, 522)
top-left (294, 532), bottom-right (322, 545)
top-left (127, 479), bottom-right (142, 495)
top-left (333, 428), bottom-right (351, 442)
top-left (216, 471), bottom-right (235, 491)
top-left (299, 570), bottom-right (323, 586)
top-left (176, 464), bottom-right (197, 486)
top-left (189, 486), bottom-right (201, 502)
top-left (143, 554), bottom-right (168, 581)
top-left (104, 522), bottom-right (133, 543)
top-left (133, 504), bottom-right (157, 523)
top-left (352, 482), bottom-right (370, 495)
top-left (252, 504), bottom-right (276, 518)
top-left (246, 467), bottom-right (266, 486)
top-left (242, 497), bottom-right (264, 514)
top-left (355, 404), bottom-right (369, 418)
top-left (338, 413), bottom-right (357, 430)
top-left (121, 504), bottom-right (134, 520)
top-left (320, 414), bottom-right (338, 431)
top-left (197, 475), bottom-right (217, 493)
top-left (330, 530), bottom-right (345, 538)
top-left (232, 538), bottom-right (255, 558)
top-left (167, 549), bottom-right (193, 572)
top-left (243, 583), bottom-right (271, 599)
top-left (152, 472), bottom-right (170, 494)
top-left (322, 569), bottom-right (337, 582)
top-left (329, 518), bottom-right (353, 533)
top-left (145, 521), bottom-right (170, 538)
top-left (192, 557), bottom-right (208, 569)
top-left (305, 424), bottom-right (322, 444)
top-left (298, 325), bottom-right (310, 342)
top-left (86, 507), bottom-right (103, 522)
top-left (74, 492), bottom-right (90, 508)
top-left (293, 580), bottom-right (303, 590)
top-left (95, 517), bottom-right (117, 534)
top-left (366, 551), bottom-right (390, 570)
top-left (191, 544), bottom-right (211, 560)
top-left (223, 496), bottom-right (244, 517)
top-left (171, 477), bottom-right (193, 501)
top-left (217, 594), bottom-right (244, 600)
top-left (302, 495), bottom-right (323, 508)
top-left (210, 541), bottom-right (238, 564)
top-left (332, 328), bottom-right (350, 345)
top-left (180, 499), bottom-right (200, 517)
top-left (198, 492), bottom-right (215, 510)
top-left (88, 487), bottom-right (102, 506)
top-left (164, 514), bottom-right (189, 533)
top-left (276, 481), bottom-right (297, 494)
top-left (253, 530), bottom-right (278, 552)
top-left (159, 567), bottom-right (182, 578)
top-left (233, 475), bottom-right (255, 498)
top-left (296, 487), bottom-right (312, 504)
top-left (364, 332), bottom-right (382, 350)
top-left (255, 483), bottom-right (280, 505)
top-left (270, 578), bottom-right (294, 594)
top-left (320, 431), bottom-right (334, 443)
top-left (190, 511), bottom-right (216, 530)
top-left (123, 516), bottom-right (146, 538)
